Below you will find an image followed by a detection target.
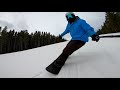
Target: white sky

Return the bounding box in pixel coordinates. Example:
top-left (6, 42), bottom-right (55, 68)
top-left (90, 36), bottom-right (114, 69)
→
top-left (0, 12), bottom-right (105, 39)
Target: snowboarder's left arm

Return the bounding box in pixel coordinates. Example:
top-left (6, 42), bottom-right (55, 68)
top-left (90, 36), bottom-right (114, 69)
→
top-left (80, 20), bottom-right (96, 37)
top-left (91, 34), bottom-right (100, 42)
top-left (80, 20), bottom-right (100, 42)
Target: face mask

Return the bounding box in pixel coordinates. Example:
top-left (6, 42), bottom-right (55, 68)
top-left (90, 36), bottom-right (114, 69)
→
top-left (68, 18), bottom-right (75, 24)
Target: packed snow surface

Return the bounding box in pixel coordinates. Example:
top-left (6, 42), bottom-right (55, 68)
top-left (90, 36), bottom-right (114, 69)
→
top-left (0, 33), bottom-right (120, 78)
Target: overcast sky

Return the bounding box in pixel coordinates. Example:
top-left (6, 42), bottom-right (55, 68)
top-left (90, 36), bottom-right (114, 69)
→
top-left (0, 12), bottom-right (105, 39)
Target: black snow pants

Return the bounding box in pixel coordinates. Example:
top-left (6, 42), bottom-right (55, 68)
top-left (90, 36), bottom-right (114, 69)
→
top-left (55, 40), bottom-right (86, 66)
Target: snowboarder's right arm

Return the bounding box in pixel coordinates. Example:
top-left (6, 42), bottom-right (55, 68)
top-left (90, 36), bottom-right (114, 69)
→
top-left (60, 24), bottom-right (69, 37)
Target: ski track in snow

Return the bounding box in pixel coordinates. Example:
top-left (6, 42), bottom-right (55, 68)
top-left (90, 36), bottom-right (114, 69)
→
top-left (0, 33), bottom-right (120, 78)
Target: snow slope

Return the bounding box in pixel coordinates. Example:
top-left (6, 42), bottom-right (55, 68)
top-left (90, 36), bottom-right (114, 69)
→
top-left (0, 33), bottom-right (120, 78)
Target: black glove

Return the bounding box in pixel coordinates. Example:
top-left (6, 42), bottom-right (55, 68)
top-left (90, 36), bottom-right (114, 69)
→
top-left (59, 35), bottom-right (62, 39)
top-left (91, 34), bottom-right (100, 42)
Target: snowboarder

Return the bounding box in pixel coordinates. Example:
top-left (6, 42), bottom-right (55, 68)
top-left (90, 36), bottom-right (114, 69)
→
top-left (46, 12), bottom-right (100, 74)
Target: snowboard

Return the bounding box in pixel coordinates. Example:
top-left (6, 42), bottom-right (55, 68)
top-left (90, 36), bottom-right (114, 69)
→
top-left (46, 60), bottom-right (64, 75)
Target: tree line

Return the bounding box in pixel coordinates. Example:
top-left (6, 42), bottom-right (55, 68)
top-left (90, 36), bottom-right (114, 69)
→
top-left (97, 12), bottom-right (120, 35)
top-left (0, 26), bottom-right (66, 54)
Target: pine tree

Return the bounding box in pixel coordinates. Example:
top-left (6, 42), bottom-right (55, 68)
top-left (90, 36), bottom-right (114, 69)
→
top-left (0, 25), bottom-right (67, 54)
top-left (97, 12), bottom-right (120, 35)
top-left (1, 26), bottom-right (8, 53)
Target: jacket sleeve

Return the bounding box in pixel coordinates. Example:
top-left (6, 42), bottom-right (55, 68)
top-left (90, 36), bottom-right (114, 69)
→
top-left (60, 24), bottom-right (69, 37)
top-left (81, 20), bottom-right (96, 37)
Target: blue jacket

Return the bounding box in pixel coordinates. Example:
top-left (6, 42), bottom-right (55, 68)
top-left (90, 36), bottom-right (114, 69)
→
top-left (60, 16), bottom-right (96, 42)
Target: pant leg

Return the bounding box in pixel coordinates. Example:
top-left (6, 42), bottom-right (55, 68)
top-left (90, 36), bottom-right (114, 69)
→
top-left (63, 40), bottom-right (86, 56)
top-left (54, 40), bottom-right (86, 66)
